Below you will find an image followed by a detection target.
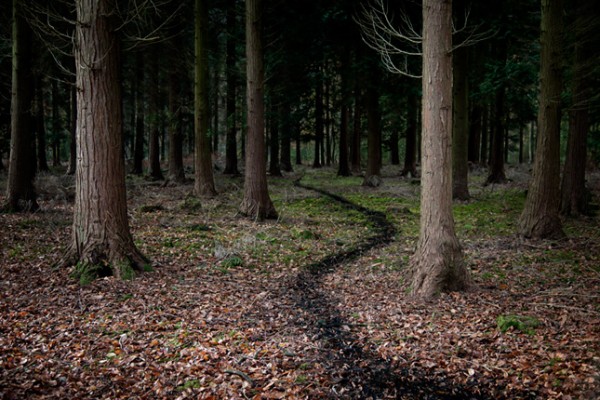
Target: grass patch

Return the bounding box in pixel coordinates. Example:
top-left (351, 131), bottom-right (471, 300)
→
top-left (497, 314), bottom-right (541, 335)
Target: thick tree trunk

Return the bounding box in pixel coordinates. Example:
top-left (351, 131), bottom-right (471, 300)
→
top-left (240, 0), bottom-right (277, 220)
top-left (452, 46), bottom-right (470, 200)
top-left (62, 0), bottom-right (147, 278)
top-left (4, 0), bottom-right (38, 212)
top-left (194, 0), bottom-right (217, 196)
top-left (223, 0), bottom-right (239, 175)
top-left (362, 85), bottom-right (382, 187)
top-left (519, 0), bottom-right (564, 239)
top-left (411, 0), bottom-right (470, 298)
top-left (560, 0), bottom-right (590, 217)
top-left (148, 48), bottom-right (163, 180)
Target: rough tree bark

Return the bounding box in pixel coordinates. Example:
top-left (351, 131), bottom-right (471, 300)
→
top-left (194, 0), bottom-right (217, 196)
top-left (239, 0), bottom-right (277, 220)
top-left (519, 0), bottom-right (564, 239)
top-left (411, 0), bottom-right (470, 298)
top-left (61, 0), bottom-right (148, 278)
top-left (3, 0), bottom-right (38, 212)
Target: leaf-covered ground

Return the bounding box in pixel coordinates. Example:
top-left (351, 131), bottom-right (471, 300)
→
top-left (1, 166), bottom-right (599, 399)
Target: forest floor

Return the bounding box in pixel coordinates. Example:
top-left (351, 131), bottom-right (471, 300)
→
top-left (0, 165), bottom-right (599, 400)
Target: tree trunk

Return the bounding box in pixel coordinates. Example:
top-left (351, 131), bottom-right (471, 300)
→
top-left (240, 0), bottom-right (277, 220)
top-left (167, 68), bottom-right (186, 183)
top-left (223, 0), bottom-right (239, 175)
top-left (269, 99), bottom-right (282, 176)
top-left (51, 79), bottom-right (61, 167)
top-left (295, 128), bottom-right (302, 165)
top-left (518, 123), bottom-right (524, 164)
top-left (194, 0), bottom-right (217, 196)
top-left (337, 50), bottom-right (351, 177)
top-left (61, 0), bottom-right (147, 278)
top-left (560, 0), bottom-right (590, 217)
top-left (479, 102), bottom-right (488, 165)
top-left (362, 84), bottom-right (382, 187)
top-left (390, 128), bottom-right (400, 165)
top-left (313, 71), bottom-right (323, 168)
top-left (452, 46), bottom-right (470, 200)
top-left (411, 0), bottom-right (470, 298)
top-left (280, 99), bottom-right (293, 172)
top-left (66, 85), bottom-right (77, 175)
top-left (148, 47), bottom-right (163, 180)
top-left (350, 86), bottom-right (362, 173)
top-left (401, 94), bottom-right (418, 177)
top-left (468, 103), bottom-right (481, 164)
top-left (3, 0), bottom-right (38, 212)
top-left (35, 77), bottom-right (50, 173)
top-left (518, 0), bottom-right (564, 239)
top-left (325, 75), bottom-right (332, 166)
top-left (132, 52), bottom-right (145, 175)
top-left (486, 43), bottom-right (507, 184)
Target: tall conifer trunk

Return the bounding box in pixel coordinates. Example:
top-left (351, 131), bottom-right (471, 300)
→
top-left (223, 0), bottom-right (239, 175)
top-left (411, 0), bottom-right (470, 298)
top-left (4, 0), bottom-right (38, 212)
top-left (62, 0), bottom-right (148, 278)
top-left (560, 0), bottom-right (591, 216)
top-left (452, 46), bottom-right (470, 200)
top-left (240, 0), bottom-right (277, 219)
top-left (148, 48), bottom-right (163, 180)
top-left (519, 0), bottom-right (564, 239)
top-left (194, 0), bottom-right (217, 196)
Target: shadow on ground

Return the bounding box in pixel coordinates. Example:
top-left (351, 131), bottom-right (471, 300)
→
top-left (255, 180), bottom-right (537, 399)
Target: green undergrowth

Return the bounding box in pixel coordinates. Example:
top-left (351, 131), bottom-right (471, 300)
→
top-left (454, 189), bottom-right (526, 238)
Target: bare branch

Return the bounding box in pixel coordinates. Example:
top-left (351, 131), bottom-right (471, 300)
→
top-left (354, 0), bottom-right (422, 78)
top-left (355, 0), bottom-right (495, 77)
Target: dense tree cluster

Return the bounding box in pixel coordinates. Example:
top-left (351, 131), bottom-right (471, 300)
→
top-left (1, 0), bottom-right (599, 296)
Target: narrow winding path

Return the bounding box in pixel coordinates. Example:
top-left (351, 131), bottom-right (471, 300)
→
top-left (273, 180), bottom-right (490, 399)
